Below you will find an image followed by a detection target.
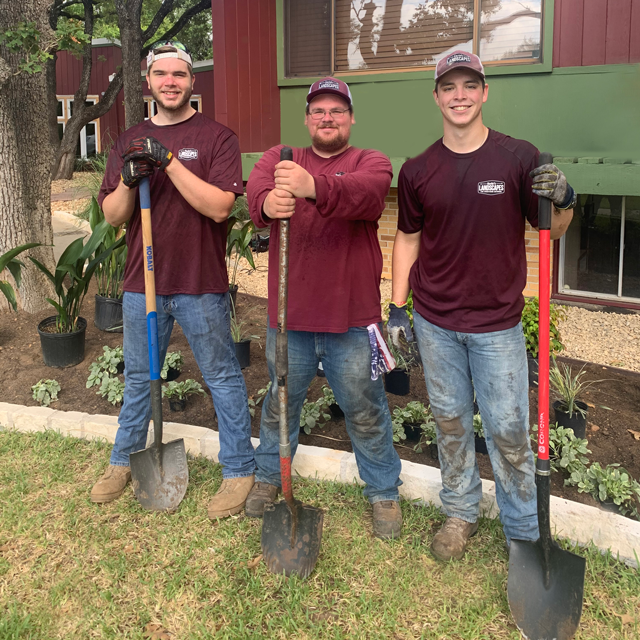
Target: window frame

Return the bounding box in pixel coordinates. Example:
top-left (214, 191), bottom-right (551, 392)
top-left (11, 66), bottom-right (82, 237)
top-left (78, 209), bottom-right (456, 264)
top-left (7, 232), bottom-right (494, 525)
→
top-left (278, 0), bottom-right (554, 85)
top-left (56, 95), bottom-right (101, 158)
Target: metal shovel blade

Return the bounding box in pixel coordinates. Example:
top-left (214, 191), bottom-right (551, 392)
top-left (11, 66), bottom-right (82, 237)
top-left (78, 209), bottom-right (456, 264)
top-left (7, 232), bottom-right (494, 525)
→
top-left (261, 500), bottom-right (324, 579)
top-left (508, 539), bottom-right (586, 640)
top-left (130, 438), bottom-right (189, 512)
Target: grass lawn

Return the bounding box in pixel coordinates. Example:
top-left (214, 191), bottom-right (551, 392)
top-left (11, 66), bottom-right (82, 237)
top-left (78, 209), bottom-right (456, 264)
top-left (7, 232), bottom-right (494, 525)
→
top-left (0, 429), bottom-right (638, 639)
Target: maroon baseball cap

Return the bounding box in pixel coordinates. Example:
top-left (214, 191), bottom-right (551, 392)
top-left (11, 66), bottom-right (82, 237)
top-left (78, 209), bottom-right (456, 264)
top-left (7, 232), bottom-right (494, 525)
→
top-left (307, 77), bottom-right (353, 106)
top-left (434, 50), bottom-right (485, 82)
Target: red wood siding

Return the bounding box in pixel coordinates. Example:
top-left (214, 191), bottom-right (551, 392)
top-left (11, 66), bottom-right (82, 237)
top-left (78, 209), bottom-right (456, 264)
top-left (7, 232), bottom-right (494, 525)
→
top-left (553, 0), bottom-right (640, 66)
top-left (212, 0), bottom-right (280, 152)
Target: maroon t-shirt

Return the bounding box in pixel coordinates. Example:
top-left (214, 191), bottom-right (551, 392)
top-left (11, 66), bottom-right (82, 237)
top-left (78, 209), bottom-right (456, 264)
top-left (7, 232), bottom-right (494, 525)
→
top-left (247, 145), bottom-right (392, 332)
top-left (98, 112), bottom-right (243, 295)
top-left (398, 129), bottom-right (539, 333)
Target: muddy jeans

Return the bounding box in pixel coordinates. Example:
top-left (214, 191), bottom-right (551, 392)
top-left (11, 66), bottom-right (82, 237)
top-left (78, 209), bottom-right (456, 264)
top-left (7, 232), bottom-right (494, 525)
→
top-left (413, 312), bottom-right (539, 543)
top-left (255, 324), bottom-right (402, 503)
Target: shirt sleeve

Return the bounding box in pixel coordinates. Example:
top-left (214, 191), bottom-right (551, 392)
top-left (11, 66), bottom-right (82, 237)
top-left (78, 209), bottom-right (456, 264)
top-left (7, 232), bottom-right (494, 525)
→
top-left (97, 143), bottom-right (125, 208)
top-left (313, 150), bottom-right (392, 222)
top-left (521, 147), bottom-right (540, 228)
top-left (397, 162), bottom-right (425, 234)
top-left (207, 131), bottom-right (243, 196)
top-left (246, 146), bottom-right (282, 228)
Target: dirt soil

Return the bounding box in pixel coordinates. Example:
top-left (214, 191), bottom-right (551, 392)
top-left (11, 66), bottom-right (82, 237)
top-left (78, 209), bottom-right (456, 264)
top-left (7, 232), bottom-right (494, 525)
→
top-left (1, 287), bottom-right (639, 515)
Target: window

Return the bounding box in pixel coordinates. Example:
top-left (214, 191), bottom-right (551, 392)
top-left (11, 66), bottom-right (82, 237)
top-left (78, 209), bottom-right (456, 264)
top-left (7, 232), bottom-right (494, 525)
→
top-left (559, 195), bottom-right (640, 303)
top-left (285, 0), bottom-right (543, 76)
top-left (56, 96), bottom-right (100, 158)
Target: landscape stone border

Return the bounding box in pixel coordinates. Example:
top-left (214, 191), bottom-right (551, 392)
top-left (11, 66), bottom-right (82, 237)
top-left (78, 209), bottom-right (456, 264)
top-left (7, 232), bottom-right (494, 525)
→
top-left (1, 401), bottom-right (638, 567)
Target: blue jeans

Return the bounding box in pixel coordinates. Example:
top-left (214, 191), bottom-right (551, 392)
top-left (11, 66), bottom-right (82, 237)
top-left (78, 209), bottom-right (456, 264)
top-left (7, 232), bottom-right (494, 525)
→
top-left (255, 324), bottom-right (402, 503)
top-left (111, 292), bottom-right (255, 479)
top-left (413, 312), bottom-right (538, 543)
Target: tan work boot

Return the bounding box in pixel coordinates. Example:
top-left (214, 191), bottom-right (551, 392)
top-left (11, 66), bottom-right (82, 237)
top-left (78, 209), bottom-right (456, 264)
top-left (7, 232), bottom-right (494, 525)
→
top-left (91, 465), bottom-right (131, 503)
top-left (245, 482), bottom-right (281, 518)
top-left (207, 475), bottom-right (255, 519)
top-left (431, 516), bottom-right (479, 561)
top-left (372, 500), bottom-right (403, 540)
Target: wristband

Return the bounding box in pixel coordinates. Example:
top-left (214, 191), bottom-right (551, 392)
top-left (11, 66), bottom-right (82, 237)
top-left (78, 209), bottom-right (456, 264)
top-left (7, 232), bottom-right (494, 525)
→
top-left (555, 185), bottom-right (577, 210)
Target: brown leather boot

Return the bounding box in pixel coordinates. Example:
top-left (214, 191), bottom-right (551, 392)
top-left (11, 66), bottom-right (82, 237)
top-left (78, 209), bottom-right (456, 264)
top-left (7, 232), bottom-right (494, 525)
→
top-left (245, 482), bottom-right (281, 518)
top-left (431, 517), bottom-right (479, 561)
top-left (91, 465), bottom-right (131, 503)
top-left (207, 475), bottom-right (255, 519)
top-left (372, 500), bottom-right (403, 540)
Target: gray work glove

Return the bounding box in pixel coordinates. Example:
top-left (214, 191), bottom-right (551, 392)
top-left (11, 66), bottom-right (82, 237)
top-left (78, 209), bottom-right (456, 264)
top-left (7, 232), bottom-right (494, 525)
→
top-left (530, 163), bottom-right (575, 209)
top-left (387, 302), bottom-right (414, 349)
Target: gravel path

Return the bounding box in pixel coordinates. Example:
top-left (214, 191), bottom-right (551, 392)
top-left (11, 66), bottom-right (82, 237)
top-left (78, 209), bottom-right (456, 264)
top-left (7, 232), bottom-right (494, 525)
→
top-left (231, 255), bottom-right (640, 373)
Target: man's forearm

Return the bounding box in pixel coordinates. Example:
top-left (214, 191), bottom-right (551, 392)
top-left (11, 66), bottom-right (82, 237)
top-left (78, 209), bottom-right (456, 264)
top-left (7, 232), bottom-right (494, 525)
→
top-left (550, 206), bottom-right (573, 240)
top-left (102, 180), bottom-right (137, 227)
top-left (165, 159), bottom-right (235, 222)
top-left (391, 229), bottom-right (421, 304)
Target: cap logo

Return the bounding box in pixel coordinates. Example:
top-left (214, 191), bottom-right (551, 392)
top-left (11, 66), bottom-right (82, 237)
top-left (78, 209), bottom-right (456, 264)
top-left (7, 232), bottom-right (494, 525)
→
top-left (318, 80), bottom-right (340, 90)
top-left (478, 180), bottom-right (505, 195)
top-left (447, 53), bottom-right (472, 66)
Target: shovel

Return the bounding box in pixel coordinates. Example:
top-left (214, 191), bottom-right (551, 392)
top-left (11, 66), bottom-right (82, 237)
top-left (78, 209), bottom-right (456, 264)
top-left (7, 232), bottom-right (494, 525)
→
top-left (129, 177), bottom-right (189, 512)
top-left (507, 153), bottom-right (585, 639)
top-left (261, 146), bottom-right (324, 579)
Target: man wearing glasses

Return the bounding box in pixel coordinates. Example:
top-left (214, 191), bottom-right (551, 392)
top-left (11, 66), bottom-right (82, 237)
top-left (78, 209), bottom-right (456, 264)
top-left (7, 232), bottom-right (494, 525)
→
top-left (92, 41), bottom-right (256, 519)
top-left (245, 78), bottom-right (403, 539)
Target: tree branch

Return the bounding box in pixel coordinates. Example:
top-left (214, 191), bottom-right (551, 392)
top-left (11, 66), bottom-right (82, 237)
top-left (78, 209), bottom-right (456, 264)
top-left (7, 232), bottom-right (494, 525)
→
top-left (144, 0), bottom-right (211, 53)
top-left (141, 0), bottom-right (177, 42)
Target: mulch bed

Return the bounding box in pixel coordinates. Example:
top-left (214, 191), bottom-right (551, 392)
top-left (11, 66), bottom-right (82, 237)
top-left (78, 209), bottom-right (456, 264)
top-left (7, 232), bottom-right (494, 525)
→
top-left (1, 286), bottom-right (639, 515)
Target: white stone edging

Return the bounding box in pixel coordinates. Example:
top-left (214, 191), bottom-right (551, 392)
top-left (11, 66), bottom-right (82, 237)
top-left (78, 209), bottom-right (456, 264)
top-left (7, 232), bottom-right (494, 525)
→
top-left (1, 402), bottom-right (638, 567)
top-left (51, 210), bottom-right (91, 234)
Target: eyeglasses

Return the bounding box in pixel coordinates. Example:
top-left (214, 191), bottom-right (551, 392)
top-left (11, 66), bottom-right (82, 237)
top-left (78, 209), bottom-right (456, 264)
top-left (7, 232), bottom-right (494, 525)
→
top-left (308, 108), bottom-right (351, 121)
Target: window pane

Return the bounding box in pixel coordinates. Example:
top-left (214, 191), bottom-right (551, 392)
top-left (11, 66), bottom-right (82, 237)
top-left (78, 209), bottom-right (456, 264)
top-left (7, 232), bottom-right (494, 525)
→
top-left (190, 99), bottom-right (200, 111)
top-left (335, 0), bottom-right (474, 72)
top-left (57, 101), bottom-right (63, 117)
top-left (57, 123), bottom-right (64, 140)
top-left (144, 101), bottom-right (149, 119)
top-left (479, 0), bottom-right (542, 62)
top-left (85, 123), bottom-right (96, 157)
top-left (285, 0), bottom-right (331, 77)
top-left (561, 195), bottom-right (622, 297)
top-left (622, 196), bottom-right (640, 299)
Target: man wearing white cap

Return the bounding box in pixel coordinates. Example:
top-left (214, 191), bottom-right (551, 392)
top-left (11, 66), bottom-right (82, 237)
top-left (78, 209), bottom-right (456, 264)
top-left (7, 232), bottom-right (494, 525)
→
top-left (245, 77), bottom-right (403, 539)
top-left (389, 51), bottom-right (575, 560)
top-left (92, 41), bottom-right (256, 518)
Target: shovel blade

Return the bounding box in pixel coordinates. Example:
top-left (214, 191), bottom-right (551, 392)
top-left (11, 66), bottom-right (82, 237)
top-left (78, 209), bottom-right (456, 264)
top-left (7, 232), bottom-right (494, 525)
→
top-left (130, 438), bottom-right (189, 512)
top-left (508, 539), bottom-right (586, 640)
top-left (261, 500), bottom-right (324, 579)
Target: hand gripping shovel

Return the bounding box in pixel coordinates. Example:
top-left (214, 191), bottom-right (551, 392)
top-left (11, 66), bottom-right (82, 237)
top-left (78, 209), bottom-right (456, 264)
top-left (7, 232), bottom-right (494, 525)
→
top-left (129, 177), bottom-right (189, 512)
top-left (261, 146), bottom-right (324, 579)
top-left (507, 153), bottom-right (585, 639)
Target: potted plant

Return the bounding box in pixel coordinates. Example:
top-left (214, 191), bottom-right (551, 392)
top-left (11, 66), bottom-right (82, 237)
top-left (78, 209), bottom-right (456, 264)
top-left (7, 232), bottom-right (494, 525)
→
top-left (473, 412), bottom-right (488, 454)
top-left (87, 345), bottom-right (125, 391)
top-left (230, 303), bottom-right (259, 369)
top-left (391, 401), bottom-right (437, 455)
top-left (98, 377), bottom-right (125, 406)
top-left (0, 242), bottom-right (41, 311)
top-left (521, 296), bottom-right (567, 387)
top-left (30, 222), bottom-right (125, 367)
top-left (384, 342), bottom-right (417, 396)
top-left (88, 197), bottom-right (127, 333)
top-left (161, 351), bottom-right (184, 382)
top-left (549, 360), bottom-right (600, 439)
top-left (31, 379), bottom-right (61, 407)
top-left (162, 379), bottom-right (205, 412)
top-left (576, 463), bottom-right (640, 519)
top-left (321, 385), bottom-right (344, 419)
top-left (226, 196), bottom-right (255, 313)
top-left (299, 396), bottom-right (331, 435)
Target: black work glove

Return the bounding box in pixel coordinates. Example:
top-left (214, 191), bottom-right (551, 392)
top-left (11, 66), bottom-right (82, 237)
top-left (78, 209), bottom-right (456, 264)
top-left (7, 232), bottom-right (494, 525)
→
top-left (530, 163), bottom-right (576, 209)
top-left (121, 158), bottom-right (155, 188)
top-left (123, 136), bottom-right (173, 171)
top-left (387, 302), bottom-right (414, 349)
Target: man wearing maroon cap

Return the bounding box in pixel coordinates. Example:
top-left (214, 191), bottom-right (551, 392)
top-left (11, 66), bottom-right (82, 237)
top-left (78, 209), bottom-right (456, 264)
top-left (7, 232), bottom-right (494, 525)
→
top-left (245, 77), bottom-right (403, 539)
top-left (389, 51), bottom-right (575, 560)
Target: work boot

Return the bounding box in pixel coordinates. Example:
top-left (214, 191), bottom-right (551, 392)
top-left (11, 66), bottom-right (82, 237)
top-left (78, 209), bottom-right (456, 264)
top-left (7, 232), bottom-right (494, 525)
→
top-left (245, 482), bottom-right (281, 518)
top-left (207, 475), bottom-right (255, 519)
top-left (431, 517), bottom-right (479, 561)
top-left (91, 465), bottom-right (131, 503)
top-left (372, 500), bottom-right (403, 540)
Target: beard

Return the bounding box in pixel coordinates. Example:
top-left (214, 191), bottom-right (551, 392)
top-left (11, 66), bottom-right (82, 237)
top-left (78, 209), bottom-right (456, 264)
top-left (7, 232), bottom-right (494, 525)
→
top-left (311, 125), bottom-right (350, 153)
top-left (150, 83), bottom-right (193, 113)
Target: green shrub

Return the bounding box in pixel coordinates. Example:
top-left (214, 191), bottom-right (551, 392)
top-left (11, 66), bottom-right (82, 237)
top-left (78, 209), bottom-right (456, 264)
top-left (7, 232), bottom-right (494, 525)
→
top-left (521, 297), bottom-right (566, 358)
top-left (574, 463), bottom-right (640, 519)
top-left (531, 423), bottom-right (591, 477)
top-left (99, 377), bottom-right (125, 406)
top-left (162, 379), bottom-right (205, 401)
top-left (87, 345), bottom-right (124, 389)
top-left (392, 401), bottom-right (436, 452)
top-left (31, 379), bottom-right (61, 407)
top-left (161, 352), bottom-right (184, 380)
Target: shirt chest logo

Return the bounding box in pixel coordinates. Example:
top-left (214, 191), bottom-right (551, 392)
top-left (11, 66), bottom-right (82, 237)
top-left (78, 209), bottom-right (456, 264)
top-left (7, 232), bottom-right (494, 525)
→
top-left (178, 148), bottom-right (198, 161)
top-left (477, 180), bottom-right (505, 195)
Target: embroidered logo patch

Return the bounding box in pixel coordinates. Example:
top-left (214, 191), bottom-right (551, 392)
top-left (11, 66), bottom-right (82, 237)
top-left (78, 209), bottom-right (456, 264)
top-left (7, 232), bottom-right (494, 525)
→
top-left (477, 180), bottom-right (505, 195)
top-left (318, 80), bottom-right (340, 90)
top-left (178, 148), bottom-right (198, 161)
top-left (447, 53), bottom-right (471, 65)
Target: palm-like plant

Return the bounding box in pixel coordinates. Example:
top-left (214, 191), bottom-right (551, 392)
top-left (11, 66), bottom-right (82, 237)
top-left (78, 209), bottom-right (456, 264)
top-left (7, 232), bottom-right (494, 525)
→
top-left (0, 243), bottom-right (41, 311)
top-left (226, 196), bottom-right (255, 289)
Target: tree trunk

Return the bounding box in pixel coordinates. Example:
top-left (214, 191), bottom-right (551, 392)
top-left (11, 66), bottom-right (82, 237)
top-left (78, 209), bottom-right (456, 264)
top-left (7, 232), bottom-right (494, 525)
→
top-left (115, 0), bottom-right (144, 129)
top-left (0, 0), bottom-right (56, 314)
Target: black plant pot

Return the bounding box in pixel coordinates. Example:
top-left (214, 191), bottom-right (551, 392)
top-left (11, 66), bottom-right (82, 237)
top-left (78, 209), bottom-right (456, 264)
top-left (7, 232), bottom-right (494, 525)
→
top-left (597, 498), bottom-right (624, 515)
top-left (94, 294), bottom-right (123, 332)
top-left (384, 369), bottom-right (410, 396)
top-left (317, 362), bottom-right (326, 378)
top-left (165, 367), bottom-right (181, 382)
top-left (329, 403), bottom-right (344, 419)
top-left (116, 361), bottom-right (125, 375)
top-left (229, 284), bottom-right (238, 315)
top-left (169, 398), bottom-right (186, 412)
top-left (553, 400), bottom-right (588, 439)
top-left (475, 435), bottom-right (488, 454)
top-left (429, 443), bottom-right (439, 460)
top-left (404, 422), bottom-right (423, 442)
top-left (235, 339), bottom-right (251, 369)
top-left (527, 353), bottom-right (554, 388)
top-left (38, 316), bottom-right (87, 367)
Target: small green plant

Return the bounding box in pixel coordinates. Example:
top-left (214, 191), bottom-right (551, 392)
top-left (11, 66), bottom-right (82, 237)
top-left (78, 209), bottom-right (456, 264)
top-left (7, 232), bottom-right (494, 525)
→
top-left (549, 360), bottom-right (601, 418)
top-left (473, 413), bottom-right (485, 439)
top-left (227, 197), bottom-right (255, 289)
top-left (391, 401), bottom-right (436, 453)
top-left (521, 297), bottom-right (567, 358)
top-left (319, 385), bottom-right (336, 407)
top-left (387, 339), bottom-right (419, 372)
top-left (31, 379), bottom-right (61, 406)
top-left (248, 381), bottom-right (272, 417)
top-left (98, 377), bottom-right (125, 406)
top-left (0, 242), bottom-right (41, 311)
top-left (531, 423), bottom-right (591, 477)
top-left (162, 379), bottom-right (205, 401)
top-left (575, 463), bottom-right (640, 519)
top-left (229, 301), bottom-right (260, 343)
top-left (87, 345), bottom-right (124, 389)
top-left (161, 351), bottom-right (184, 380)
top-left (300, 395), bottom-right (331, 435)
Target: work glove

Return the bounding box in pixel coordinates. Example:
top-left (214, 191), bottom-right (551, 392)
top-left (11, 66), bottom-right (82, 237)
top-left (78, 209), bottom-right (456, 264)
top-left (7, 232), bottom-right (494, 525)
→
top-left (530, 163), bottom-right (576, 209)
top-left (121, 158), bottom-right (155, 188)
top-left (123, 136), bottom-right (173, 171)
top-left (387, 302), bottom-right (414, 349)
